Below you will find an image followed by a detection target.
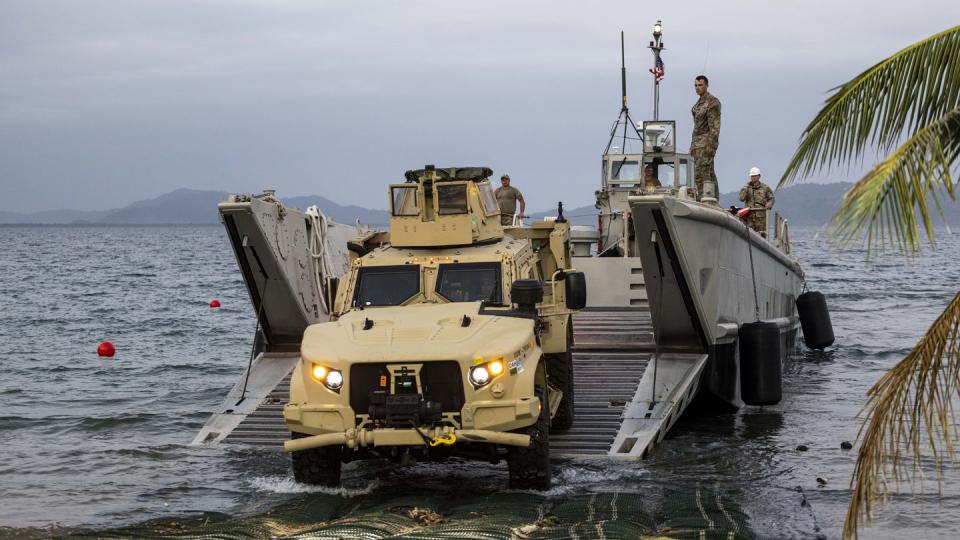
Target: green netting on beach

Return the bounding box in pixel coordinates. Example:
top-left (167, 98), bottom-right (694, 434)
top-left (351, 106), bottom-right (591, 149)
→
top-left (64, 485), bottom-right (756, 540)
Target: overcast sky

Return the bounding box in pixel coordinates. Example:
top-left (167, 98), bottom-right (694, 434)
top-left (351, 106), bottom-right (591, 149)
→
top-left (1, 1), bottom-right (957, 213)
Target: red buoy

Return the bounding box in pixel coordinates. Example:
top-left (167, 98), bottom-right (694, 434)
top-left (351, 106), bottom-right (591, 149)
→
top-left (209, 299), bottom-right (221, 308)
top-left (97, 341), bottom-right (116, 357)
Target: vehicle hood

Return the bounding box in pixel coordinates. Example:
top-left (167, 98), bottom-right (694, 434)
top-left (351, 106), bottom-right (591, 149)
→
top-left (300, 302), bottom-right (535, 362)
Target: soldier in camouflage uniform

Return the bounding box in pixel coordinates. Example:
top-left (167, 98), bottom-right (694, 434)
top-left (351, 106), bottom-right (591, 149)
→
top-left (495, 174), bottom-right (525, 226)
top-left (690, 75), bottom-right (721, 199)
top-left (738, 167), bottom-right (775, 237)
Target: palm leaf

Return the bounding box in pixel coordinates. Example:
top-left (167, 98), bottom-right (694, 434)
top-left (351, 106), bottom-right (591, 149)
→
top-left (779, 25), bottom-right (960, 186)
top-left (831, 106), bottom-right (960, 254)
top-left (775, 25), bottom-right (960, 539)
top-left (844, 291), bottom-right (960, 539)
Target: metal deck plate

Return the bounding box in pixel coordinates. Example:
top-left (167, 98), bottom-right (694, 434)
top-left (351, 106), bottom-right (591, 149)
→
top-left (222, 372), bottom-right (291, 447)
top-left (550, 350), bottom-right (649, 456)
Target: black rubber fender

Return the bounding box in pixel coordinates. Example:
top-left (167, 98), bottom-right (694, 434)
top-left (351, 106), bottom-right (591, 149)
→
top-left (797, 291), bottom-right (835, 350)
top-left (739, 321), bottom-right (782, 406)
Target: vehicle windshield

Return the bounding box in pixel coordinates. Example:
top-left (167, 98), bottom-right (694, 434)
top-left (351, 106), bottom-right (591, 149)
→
top-left (391, 186), bottom-right (419, 216)
top-left (353, 265), bottom-right (420, 307)
top-left (436, 183), bottom-right (468, 215)
top-left (436, 262), bottom-right (501, 303)
top-left (477, 182), bottom-right (500, 216)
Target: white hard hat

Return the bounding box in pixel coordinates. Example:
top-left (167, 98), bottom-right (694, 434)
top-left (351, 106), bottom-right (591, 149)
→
top-left (749, 167), bottom-right (761, 176)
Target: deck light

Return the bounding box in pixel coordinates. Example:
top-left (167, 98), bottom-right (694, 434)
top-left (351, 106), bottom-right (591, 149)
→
top-left (653, 21), bottom-right (662, 38)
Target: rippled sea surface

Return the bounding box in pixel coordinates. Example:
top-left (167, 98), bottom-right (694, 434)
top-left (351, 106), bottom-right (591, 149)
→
top-left (1, 224), bottom-right (958, 539)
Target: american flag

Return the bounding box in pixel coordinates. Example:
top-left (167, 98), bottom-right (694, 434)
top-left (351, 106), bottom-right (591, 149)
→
top-left (649, 55), bottom-right (665, 84)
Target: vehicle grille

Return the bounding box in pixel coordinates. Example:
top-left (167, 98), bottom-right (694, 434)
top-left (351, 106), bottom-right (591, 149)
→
top-left (349, 361), bottom-right (464, 415)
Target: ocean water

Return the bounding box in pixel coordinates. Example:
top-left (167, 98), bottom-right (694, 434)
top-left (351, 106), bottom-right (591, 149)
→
top-left (0, 224), bottom-right (958, 539)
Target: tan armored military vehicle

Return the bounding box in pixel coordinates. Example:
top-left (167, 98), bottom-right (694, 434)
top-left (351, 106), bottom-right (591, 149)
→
top-left (281, 165), bottom-right (586, 489)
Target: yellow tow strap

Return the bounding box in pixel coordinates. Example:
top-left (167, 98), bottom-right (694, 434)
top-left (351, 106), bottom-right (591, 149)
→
top-left (429, 433), bottom-right (457, 447)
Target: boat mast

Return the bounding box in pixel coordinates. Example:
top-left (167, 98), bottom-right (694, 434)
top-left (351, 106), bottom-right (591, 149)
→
top-left (648, 20), bottom-right (664, 120)
top-left (603, 31), bottom-right (643, 155)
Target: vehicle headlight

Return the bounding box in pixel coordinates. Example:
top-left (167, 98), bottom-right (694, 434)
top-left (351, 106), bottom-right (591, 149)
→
top-left (310, 362), bottom-right (343, 392)
top-left (469, 358), bottom-right (505, 388)
top-left (325, 369), bottom-right (344, 389)
top-left (469, 365), bottom-right (490, 386)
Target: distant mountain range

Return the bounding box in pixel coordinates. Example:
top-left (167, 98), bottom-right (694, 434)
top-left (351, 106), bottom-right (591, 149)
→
top-left (0, 188), bottom-right (392, 226)
top-left (3, 183), bottom-right (958, 228)
top-left (536, 182), bottom-right (960, 228)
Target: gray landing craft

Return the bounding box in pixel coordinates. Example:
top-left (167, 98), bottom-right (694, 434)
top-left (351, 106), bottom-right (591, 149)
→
top-left (194, 23), bottom-right (830, 467)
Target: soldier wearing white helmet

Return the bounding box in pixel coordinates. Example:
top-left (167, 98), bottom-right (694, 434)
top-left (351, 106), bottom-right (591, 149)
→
top-left (738, 167), bottom-right (774, 237)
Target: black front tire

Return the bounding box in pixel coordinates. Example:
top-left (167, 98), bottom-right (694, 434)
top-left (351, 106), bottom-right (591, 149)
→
top-left (290, 433), bottom-right (342, 487)
top-left (507, 385), bottom-right (551, 490)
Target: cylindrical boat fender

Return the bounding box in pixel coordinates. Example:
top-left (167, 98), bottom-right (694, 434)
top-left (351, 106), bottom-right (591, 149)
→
top-left (739, 321), bottom-right (782, 406)
top-left (796, 291), bottom-right (834, 350)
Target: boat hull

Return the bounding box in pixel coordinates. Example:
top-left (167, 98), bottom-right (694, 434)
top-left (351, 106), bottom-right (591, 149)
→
top-left (629, 195), bottom-right (803, 409)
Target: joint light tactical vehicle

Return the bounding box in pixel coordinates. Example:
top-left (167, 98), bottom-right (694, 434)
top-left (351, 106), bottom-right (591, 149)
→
top-left (282, 166), bottom-right (586, 489)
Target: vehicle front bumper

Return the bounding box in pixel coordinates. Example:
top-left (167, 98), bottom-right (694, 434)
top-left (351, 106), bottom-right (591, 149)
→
top-left (282, 397), bottom-right (540, 452)
top-left (283, 426), bottom-right (532, 452)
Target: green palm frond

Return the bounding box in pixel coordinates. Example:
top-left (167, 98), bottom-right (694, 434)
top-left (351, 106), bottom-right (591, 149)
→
top-left (780, 25), bottom-right (960, 186)
top-left (832, 106), bottom-right (960, 254)
top-left (777, 25), bottom-right (960, 539)
top-left (844, 290), bottom-right (960, 539)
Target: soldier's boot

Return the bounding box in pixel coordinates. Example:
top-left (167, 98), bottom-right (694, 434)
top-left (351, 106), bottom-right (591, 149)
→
top-left (694, 154), bottom-right (715, 201)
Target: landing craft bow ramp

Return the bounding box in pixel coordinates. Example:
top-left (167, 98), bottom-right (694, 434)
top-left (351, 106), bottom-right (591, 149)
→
top-left (193, 307), bottom-right (707, 459)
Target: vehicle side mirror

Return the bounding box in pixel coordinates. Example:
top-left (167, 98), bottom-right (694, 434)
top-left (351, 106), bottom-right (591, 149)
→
top-left (324, 277), bottom-right (339, 311)
top-left (510, 279), bottom-right (544, 311)
top-left (564, 271), bottom-right (587, 310)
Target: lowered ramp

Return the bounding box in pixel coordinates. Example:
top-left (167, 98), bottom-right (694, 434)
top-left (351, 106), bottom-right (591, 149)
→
top-left (195, 308), bottom-right (705, 460)
top-left (559, 309), bottom-right (705, 459)
top-left (191, 353), bottom-right (299, 446)
top-left (551, 349), bottom-right (650, 455)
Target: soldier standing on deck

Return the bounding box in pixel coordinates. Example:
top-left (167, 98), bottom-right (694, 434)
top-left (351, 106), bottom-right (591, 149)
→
top-left (739, 167), bottom-right (775, 237)
top-left (690, 75), bottom-right (721, 199)
top-left (495, 174), bottom-right (525, 226)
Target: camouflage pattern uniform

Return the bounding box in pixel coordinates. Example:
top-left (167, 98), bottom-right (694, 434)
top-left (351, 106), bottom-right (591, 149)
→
top-left (690, 92), bottom-right (722, 197)
top-left (495, 185), bottom-right (522, 226)
top-left (738, 181), bottom-right (775, 236)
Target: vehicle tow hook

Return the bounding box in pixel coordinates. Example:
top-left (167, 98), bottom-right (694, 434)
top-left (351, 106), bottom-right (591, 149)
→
top-left (429, 433), bottom-right (457, 447)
